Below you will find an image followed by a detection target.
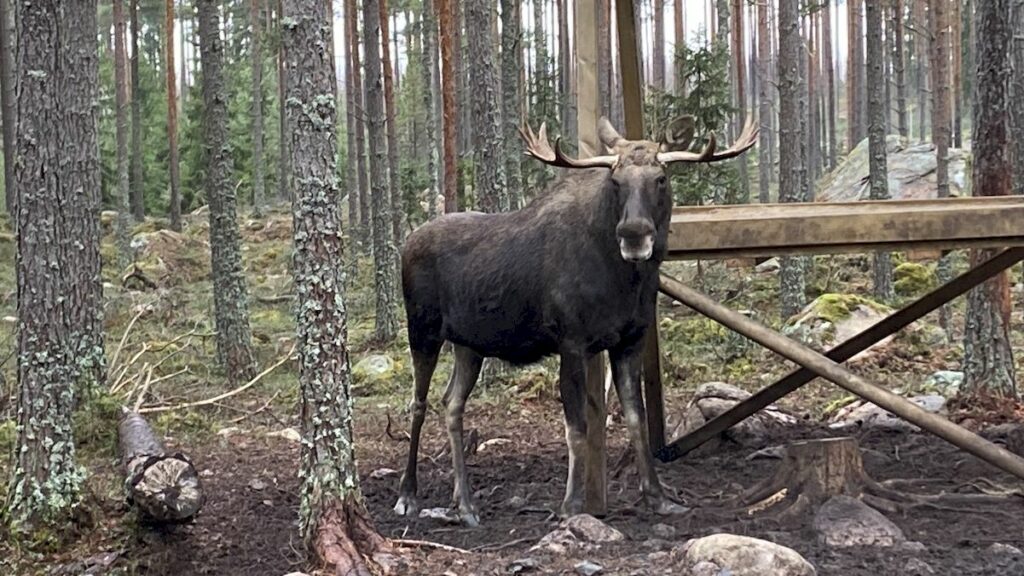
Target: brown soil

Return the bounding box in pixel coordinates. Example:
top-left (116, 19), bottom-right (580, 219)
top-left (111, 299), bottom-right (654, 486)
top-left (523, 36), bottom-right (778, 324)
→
top-left (108, 395), bottom-right (1024, 576)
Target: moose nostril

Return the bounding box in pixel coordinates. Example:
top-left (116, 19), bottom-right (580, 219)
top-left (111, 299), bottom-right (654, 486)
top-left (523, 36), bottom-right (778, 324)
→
top-left (616, 218), bottom-right (655, 240)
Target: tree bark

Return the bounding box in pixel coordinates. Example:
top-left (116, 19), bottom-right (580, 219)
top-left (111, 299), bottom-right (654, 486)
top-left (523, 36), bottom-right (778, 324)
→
top-left (757, 0), bottom-right (771, 204)
top-left (282, 2), bottom-right (391, 572)
top-left (343, 0), bottom-right (358, 229)
top-left (807, 13), bottom-right (821, 186)
top-left (778, 0), bottom-right (805, 318)
top-left (0, 0), bottom-right (14, 217)
top-left (674, 0), bottom-right (684, 94)
top-left (501, 0), bottom-right (523, 210)
top-left (129, 0), bottom-right (144, 221)
top-left (251, 0), bottom-right (266, 217)
top-left (467, 0), bottom-right (506, 214)
top-left (277, 0), bottom-right (289, 202)
top-left (558, 0), bottom-right (576, 143)
top-left (913, 0), bottom-right (928, 142)
top-left (847, 0), bottom-right (866, 150)
top-left (653, 0), bottom-right (665, 90)
top-left (867, 0), bottom-right (893, 301)
top-left (347, 0), bottom-right (370, 245)
top-left (439, 0), bottom-right (458, 212)
top-left (930, 0), bottom-right (952, 331)
top-left (422, 0), bottom-right (443, 218)
top-left (952, 0), bottom-right (963, 147)
top-left (198, 0), bottom-right (257, 384)
top-left (893, 0), bottom-right (909, 138)
top-left (823, 0), bottom-right (836, 169)
top-left (364, 0), bottom-right (398, 343)
top-left (118, 411), bottom-right (204, 523)
top-left (166, 0), bottom-right (182, 231)
top-left (962, 0), bottom-right (1017, 399)
top-left (114, 0), bottom-right (132, 270)
top-left (1009, 0), bottom-right (1023, 197)
top-left (7, 0), bottom-right (104, 532)
top-left (731, 0), bottom-right (748, 203)
top-left (379, 0), bottom-right (403, 244)
top-left (599, 0), bottom-right (612, 113)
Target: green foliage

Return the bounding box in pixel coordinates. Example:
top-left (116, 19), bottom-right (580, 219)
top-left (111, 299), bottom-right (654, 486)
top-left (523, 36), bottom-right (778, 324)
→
top-left (894, 262), bottom-right (938, 297)
top-left (72, 393), bottom-right (122, 458)
top-left (644, 34), bottom-right (740, 206)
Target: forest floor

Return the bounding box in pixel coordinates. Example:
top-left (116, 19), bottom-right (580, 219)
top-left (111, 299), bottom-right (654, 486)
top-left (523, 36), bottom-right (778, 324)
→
top-left (2, 207), bottom-right (1024, 575)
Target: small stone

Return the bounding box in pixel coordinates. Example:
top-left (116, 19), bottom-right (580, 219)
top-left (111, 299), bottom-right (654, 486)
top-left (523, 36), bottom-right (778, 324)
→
top-left (478, 437), bottom-right (513, 452)
top-left (505, 495), bottom-right (528, 509)
top-left (419, 507), bottom-right (461, 524)
top-left (903, 558), bottom-right (935, 575)
top-left (987, 543), bottom-right (1024, 556)
top-left (266, 427), bottom-right (302, 443)
top-left (562, 514), bottom-right (625, 543)
top-left (755, 258), bottom-right (780, 273)
top-left (262, 500), bottom-right (273, 506)
top-left (200, 468), bottom-right (215, 477)
top-left (574, 560), bottom-right (603, 575)
top-left (248, 479), bottom-right (267, 491)
top-left (651, 523), bottom-right (676, 539)
top-left (281, 573), bottom-right (312, 576)
top-left (507, 557), bottom-right (539, 573)
top-left (530, 528), bottom-right (576, 554)
top-left (814, 496), bottom-right (905, 547)
top-left (898, 541), bottom-right (928, 554)
top-left (369, 467), bottom-right (398, 480)
top-left (217, 426), bottom-right (242, 437)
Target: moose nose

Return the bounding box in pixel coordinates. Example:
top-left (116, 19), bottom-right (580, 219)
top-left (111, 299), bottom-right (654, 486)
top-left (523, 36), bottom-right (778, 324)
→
top-left (616, 218), bottom-right (655, 241)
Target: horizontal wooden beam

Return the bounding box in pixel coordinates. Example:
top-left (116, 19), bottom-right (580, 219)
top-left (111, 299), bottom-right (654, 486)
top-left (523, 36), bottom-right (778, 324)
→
top-left (668, 197), bottom-right (1024, 260)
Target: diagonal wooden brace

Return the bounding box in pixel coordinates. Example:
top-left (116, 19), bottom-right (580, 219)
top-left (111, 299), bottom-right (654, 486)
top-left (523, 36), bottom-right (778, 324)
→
top-left (655, 266), bottom-right (1024, 481)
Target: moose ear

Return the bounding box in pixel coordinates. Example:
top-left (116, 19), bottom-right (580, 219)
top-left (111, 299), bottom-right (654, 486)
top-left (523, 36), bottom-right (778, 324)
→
top-left (659, 115), bottom-right (697, 152)
top-left (597, 116), bottom-right (625, 151)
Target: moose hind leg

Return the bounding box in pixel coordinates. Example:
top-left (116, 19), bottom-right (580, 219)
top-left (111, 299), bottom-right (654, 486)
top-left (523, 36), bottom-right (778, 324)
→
top-left (394, 345), bottom-right (441, 517)
top-left (609, 343), bottom-right (689, 516)
top-left (558, 352), bottom-right (588, 518)
top-left (444, 344), bottom-right (484, 526)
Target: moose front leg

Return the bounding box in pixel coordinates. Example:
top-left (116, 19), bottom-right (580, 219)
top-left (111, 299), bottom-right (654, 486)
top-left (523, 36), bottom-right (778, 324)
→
top-left (608, 342), bottom-right (689, 516)
top-left (558, 352), bottom-right (589, 518)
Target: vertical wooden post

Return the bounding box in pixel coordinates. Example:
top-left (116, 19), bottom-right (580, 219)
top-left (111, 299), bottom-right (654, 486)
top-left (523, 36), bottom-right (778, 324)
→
top-left (577, 0), bottom-right (608, 517)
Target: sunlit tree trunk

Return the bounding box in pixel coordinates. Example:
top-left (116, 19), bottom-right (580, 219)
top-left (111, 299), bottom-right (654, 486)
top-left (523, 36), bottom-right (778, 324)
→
top-left (198, 0), bottom-right (258, 384)
top-left (166, 0), bottom-right (182, 231)
top-left (962, 0), bottom-right (1017, 399)
top-left (757, 0), bottom-right (771, 204)
top-left (346, 0), bottom-right (370, 244)
top-left (930, 0), bottom-right (953, 331)
top-left (779, 0), bottom-right (805, 317)
top-left (379, 0), bottom-right (403, 244)
top-left (731, 0), bottom-right (748, 203)
top-left (422, 0), bottom-right (443, 218)
top-left (439, 0), bottom-right (458, 212)
top-left (867, 0), bottom-right (893, 300)
top-left (558, 0), bottom-right (576, 142)
top-left (342, 0), bottom-right (358, 228)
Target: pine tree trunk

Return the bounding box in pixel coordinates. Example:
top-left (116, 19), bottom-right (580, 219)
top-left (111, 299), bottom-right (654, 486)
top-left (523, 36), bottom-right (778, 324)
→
top-left (282, 2), bottom-right (390, 572)
top-left (379, 0), bottom-right (403, 243)
top-left (533, 0), bottom-right (548, 124)
top-left (343, 0), bottom-right (358, 229)
top-left (894, 0), bottom-right (909, 138)
top-left (962, 0), bottom-right (1017, 399)
top-left (823, 0), bottom-right (836, 168)
top-left (953, 0), bottom-right (964, 148)
top-left (913, 0), bottom-right (928, 142)
top-left (7, 0), bottom-right (104, 532)
top-left (364, 0), bottom-right (398, 343)
top-left (731, 0), bottom-right (748, 204)
top-left (180, 2), bottom-right (189, 108)
top-left (653, 0), bottom-right (665, 90)
top-left (599, 0), bottom-right (612, 113)
top-left (0, 0), bottom-right (15, 217)
top-left (129, 0), bottom-right (144, 221)
top-left (422, 0), bottom-right (443, 218)
top-left (250, 0), bottom-right (265, 217)
top-left (198, 0), bottom-right (257, 384)
top-left (883, 1), bottom-right (893, 133)
top-left (757, 0), bottom-right (771, 204)
top-left (778, 0), bottom-right (805, 318)
top-left (166, 0), bottom-right (182, 231)
top-left (674, 0), bottom-right (684, 94)
top-left (439, 0), bottom-right (458, 212)
top-left (455, 0), bottom-right (469, 157)
top-left (807, 13), bottom-right (821, 186)
top-left (468, 0), bottom-right (506, 213)
top-left (847, 0), bottom-right (866, 150)
top-left (930, 0), bottom-right (953, 331)
top-left (867, 0), bottom-right (893, 301)
top-left (1009, 0), bottom-right (1023, 197)
top-left (114, 0), bottom-right (132, 270)
top-left (501, 0), bottom-right (523, 210)
top-left (558, 0), bottom-right (576, 143)
top-left (347, 0), bottom-right (370, 244)
top-left (277, 0), bottom-right (289, 202)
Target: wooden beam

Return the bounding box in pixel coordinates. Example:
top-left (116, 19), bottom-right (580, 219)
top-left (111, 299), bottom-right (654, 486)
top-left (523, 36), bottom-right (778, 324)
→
top-left (657, 247), bottom-right (1024, 461)
top-left (575, 0), bottom-right (600, 157)
top-left (667, 196), bottom-right (1024, 259)
top-left (642, 324), bottom-right (666, 453)
top-left (614, 0), bottom-right (643, 138)
top-left (657, 273), bottom-right (1024, 481)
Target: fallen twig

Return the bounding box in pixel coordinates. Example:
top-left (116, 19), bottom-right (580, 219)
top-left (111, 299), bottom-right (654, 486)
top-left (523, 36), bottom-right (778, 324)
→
top-left (110, 306), bottom-right (149, 376)
top-left (139, 344), bottom-right (296, 414)
top-left (391, 538), bottom-right (470, 554)
top-left (132, 367), bottom-right (154, 412)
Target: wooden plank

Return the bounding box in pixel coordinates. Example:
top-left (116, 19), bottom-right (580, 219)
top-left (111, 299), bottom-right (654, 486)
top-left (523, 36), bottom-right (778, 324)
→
top-left (614, 0), bottom-right (643, 139)
top-left (657, 273), bottom-right (1024, 481)
top-left (656, 247), bottom-right (1024, 462)
top-left (583, 353), bottom-right (608, 516)
top-left (641, 317), bottom-right (666, 453)
top-left (667, 197), bottom-right (1024, 259)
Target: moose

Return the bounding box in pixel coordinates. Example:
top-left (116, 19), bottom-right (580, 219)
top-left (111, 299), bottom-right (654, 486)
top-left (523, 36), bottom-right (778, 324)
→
top-left (393, 115), bottom-right (758, 526)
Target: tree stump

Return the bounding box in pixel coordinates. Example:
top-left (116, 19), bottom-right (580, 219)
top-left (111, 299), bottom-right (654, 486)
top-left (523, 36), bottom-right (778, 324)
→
top-left (118, 409), bottom-right (204, 523)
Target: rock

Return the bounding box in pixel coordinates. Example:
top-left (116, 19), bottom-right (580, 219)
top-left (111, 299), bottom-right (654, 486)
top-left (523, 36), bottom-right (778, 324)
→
top-left (504, 495), bottom-right (528, 509)
top-left (651, 523), bottom-right (676, 539)
top-left (903, 558), bottom-right (935, 575)
top-left (671, 382), bottom-right (796, 446)
top-left (642, 538), bottom-right (672, 551)
top-left (898, 541), bottom-right (928, 554)
top-left (813, 496), bottom-right (905, 547)
top-left (369, 467), bottom-right (398, 480)
top-left (248, 479), bottom-right (267, 491)
top-left (677, 534), bottom-right (816, 576)
top-left (829, 395), bottom-right (946, 432)
top-left (353, 354), bottom-right (396, 383)
top-left (281, 573), bottom-right (311, 576)
top-left (574, 560), bottom-right (603, 576)
top-left (419, 507), bottom-right (461, 524)
top-left (987, 543), bottom-right (1024, 556)
top-left (561, 513), bottom-right (625, 543)
top-left (478, 437), bottom-right (512, 453)
top-left (266, 427), bottom-right (302, 443)
top-left (755, 258), bottom-right (781, 273)
top-left (507, 558), bottom-right (540, 573)
top-left (531, 529), bottom-right (576, 554)
top-left (923, 370), bottom-right (964, 396)
top-left (783, 294), bottom-right (894, 355)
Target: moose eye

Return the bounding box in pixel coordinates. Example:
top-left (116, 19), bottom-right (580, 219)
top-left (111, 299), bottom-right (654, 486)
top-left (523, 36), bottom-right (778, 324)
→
top-left (656, 176), bottom-right (667, 188)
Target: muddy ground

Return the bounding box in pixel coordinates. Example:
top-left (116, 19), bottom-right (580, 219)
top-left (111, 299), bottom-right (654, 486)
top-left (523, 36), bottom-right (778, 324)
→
top-left (115, 395), bottom-right (1024, 576)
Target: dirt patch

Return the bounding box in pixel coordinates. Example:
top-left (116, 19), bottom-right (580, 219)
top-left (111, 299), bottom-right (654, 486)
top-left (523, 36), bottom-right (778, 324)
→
top-left (93, 397), bottom-right (1024, 576)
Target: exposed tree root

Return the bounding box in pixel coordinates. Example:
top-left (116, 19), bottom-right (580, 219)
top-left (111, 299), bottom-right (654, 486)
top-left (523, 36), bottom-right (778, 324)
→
top-left (708, 437), bottom-right (1024, 523)
top-left (314, 498), bottom-right (397, 576)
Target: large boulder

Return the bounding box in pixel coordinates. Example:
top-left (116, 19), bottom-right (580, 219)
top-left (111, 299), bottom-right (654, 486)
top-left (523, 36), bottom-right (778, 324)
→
top-left (783, 294), bottom-right (893, 355)
top-left (670, 382), bottom-right (796, 447)
top-left (829, 394), bottom-right (946, 432)
top-left (813, 496), bottom-right (906, 548)
top-left (352, 354), bottom-right (396, 385)
top-left (674, 534), bottom-right (816, 576)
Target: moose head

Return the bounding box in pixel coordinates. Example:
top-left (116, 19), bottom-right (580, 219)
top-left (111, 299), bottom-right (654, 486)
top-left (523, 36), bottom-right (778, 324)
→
top-left (520, 116), bottom-right (759, 263)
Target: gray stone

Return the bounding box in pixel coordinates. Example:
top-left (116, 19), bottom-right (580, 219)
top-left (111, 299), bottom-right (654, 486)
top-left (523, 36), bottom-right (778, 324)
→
top-left (987, 543), bottom-right (1024, 556)
top-left (418, 507), bottom-right (461, 524)
top-left (813, 496), bottom-right (905, 547)
top-left (671, 383), bottom-right (796, 446)
top-left (352, 354), bottom-right (396, 383)
top-left (898, 541), bottom-right (929, 554)
top-left (574, 560), bottom-right (603, 576)
top-left (678, 534), bottom-right (816, 576)
top-left (923, 370), bottom-right (964, 395)
top-left (508, 558), bottom-right (539, 574)
top-left (903, 558), bottom-right (935, 575)
top-left (530, 528), bottom-right (576, 554)
top-left (755, 258), bottom-right (781, 273)
top-left (561, 514), bottom-right (625, 543)
top-left (652, 523), bottom-right (677, 539)
top-left (830, 395), bottom-right (946, 432)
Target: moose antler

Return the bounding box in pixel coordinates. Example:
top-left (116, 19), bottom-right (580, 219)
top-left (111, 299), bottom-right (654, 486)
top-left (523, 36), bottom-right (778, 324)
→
top-left (655, 117), bottom-right (760, 164)
top-left (519, 122), bottom-right (620, 169)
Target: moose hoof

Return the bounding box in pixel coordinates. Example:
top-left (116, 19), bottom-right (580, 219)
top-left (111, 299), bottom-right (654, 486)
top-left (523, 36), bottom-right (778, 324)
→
top-left (653, 499), bottom-right (690, 516)
top-left (393, 495), bottom-right (420, 517)
top-left (458, 507), bottom-right (481, 527)
top-left (560, 499), bottom-right (585, 519)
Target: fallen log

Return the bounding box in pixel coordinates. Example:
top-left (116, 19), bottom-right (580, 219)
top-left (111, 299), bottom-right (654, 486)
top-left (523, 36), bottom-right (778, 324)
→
top-left (118, 409), bottom-right (204, 523)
